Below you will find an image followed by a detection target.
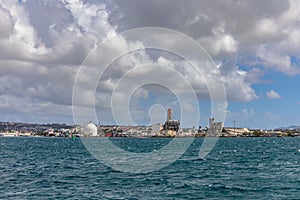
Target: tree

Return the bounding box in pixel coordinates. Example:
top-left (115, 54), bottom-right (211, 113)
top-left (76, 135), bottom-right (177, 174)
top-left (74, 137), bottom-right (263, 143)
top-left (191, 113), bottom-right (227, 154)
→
top-left (253, 130), bottom-right (262, 137)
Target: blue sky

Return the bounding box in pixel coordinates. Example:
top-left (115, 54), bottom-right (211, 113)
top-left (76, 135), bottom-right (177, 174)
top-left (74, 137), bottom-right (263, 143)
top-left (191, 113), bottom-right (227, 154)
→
top-left (0, 0), bottom-right (299, 129)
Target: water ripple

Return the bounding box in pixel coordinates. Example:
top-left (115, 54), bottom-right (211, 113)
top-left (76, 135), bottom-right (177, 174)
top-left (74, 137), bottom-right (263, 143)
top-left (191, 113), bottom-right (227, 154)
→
top-left (0, 137), bottom-right (299, 199)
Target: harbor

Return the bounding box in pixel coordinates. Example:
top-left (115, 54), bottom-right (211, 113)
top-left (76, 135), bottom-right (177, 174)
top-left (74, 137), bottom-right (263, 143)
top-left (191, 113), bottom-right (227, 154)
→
top-left (1, 109), bottom-right (300, 138)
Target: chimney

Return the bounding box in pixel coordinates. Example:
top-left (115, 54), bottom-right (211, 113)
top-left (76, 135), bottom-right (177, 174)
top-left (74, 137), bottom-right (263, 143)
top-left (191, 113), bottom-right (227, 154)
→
top-left (167, 108), bottom-right (172, 121)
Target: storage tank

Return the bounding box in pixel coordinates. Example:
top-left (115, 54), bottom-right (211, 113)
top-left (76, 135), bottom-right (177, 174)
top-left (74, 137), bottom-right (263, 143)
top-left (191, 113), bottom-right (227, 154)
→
top-left (83, 122), bottom-right (98, 136)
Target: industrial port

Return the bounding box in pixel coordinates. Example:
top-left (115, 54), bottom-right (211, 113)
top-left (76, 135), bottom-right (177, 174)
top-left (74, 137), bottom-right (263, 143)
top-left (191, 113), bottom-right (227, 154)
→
top-left (1, 108), bottom-right (300, 138)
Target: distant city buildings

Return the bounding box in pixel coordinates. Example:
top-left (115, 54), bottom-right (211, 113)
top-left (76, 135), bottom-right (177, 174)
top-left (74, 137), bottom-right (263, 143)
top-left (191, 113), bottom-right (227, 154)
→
top-left (0, 118), bottom-right (300, 138)
top-left (207, 117), bottom-right (224, 136)
top-left (151, 123), bottom-right (163, 135)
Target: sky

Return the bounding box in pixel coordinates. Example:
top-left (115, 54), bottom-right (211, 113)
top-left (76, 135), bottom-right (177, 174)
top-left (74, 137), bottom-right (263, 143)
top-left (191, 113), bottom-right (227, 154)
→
top-left (0, 0), bottom-right (300, 129)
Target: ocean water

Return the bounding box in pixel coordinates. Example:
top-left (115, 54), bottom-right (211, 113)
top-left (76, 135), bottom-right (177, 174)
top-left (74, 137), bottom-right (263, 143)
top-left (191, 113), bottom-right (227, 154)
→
top-left (0, 137), bottom-right (299, 199)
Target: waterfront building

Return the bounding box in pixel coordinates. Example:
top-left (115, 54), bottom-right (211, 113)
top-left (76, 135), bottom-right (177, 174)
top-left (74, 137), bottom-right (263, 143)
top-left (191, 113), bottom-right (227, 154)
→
top-left (207, 118), bottom-right (223, 136)
top-left (151, 123), bottom-right (163, 135)
top-left (223, 127), bottom-right (250, 136)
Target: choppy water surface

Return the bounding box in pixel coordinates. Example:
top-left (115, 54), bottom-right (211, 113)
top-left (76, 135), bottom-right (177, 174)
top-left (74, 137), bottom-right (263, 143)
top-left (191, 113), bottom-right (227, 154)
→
top-left (0, 137), bottom-right (299, 199)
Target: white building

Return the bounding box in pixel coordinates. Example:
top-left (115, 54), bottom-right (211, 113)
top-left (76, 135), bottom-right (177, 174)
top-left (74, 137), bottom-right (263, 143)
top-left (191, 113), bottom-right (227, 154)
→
top-left (207, 118), bottom-right (224, 136)
top-left (223, 127), bottom-right (250, 136)
top-left (151, 123), bottom-right (163, 135)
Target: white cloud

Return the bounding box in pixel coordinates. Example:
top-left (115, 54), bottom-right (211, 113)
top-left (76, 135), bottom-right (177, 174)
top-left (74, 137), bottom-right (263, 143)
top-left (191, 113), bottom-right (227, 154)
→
top-left (0, 0), bottom-right (298, 124)
top-left (257, 46), bottom-right (300, 76)
top-left (266, 90), bottom-right (282, 99)
top-left (0, 0), bottom-right (48, 60)
top-left (112, 0), bottom-right (300, 75)
top-left (222, 69), bottom-right (257, 102)
top-left (199, 31), bottom-right (238, 56)
top-left (0, 5), bottom-right (14, 39)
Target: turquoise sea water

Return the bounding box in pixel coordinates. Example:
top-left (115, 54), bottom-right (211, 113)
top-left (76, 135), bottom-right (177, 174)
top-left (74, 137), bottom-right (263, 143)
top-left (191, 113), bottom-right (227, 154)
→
top-left (0, 137), bottom-right (299, 199)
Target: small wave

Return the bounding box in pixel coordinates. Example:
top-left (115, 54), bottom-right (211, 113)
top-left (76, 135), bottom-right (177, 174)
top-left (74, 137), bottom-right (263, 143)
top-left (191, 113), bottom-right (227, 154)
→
top-left (175, 183), bottom-right (193, 189)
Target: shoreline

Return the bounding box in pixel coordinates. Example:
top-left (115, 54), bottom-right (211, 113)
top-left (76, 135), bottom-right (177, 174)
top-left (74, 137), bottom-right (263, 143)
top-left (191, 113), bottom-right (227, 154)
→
top-left (1, 135), bottom-right (299, 138)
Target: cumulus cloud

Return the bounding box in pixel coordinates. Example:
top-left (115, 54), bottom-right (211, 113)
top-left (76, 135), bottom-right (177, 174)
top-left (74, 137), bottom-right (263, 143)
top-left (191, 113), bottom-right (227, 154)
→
top-left (0, 0), bottom-right (114, 122)
top-left (266, 90), bottom-right (282, 99)
top-left (222, 68), bottom-right (257, 102)
top-left (199, 27), bottom-right (238, 56)
top-left (0, 5), bottom-right (14, 39)
top-left (0, 0), bottom-right (298, 124)
top-left (112, 0), bottom-right (300, 75)
top-left (257, 46), bottom-right (300, 76)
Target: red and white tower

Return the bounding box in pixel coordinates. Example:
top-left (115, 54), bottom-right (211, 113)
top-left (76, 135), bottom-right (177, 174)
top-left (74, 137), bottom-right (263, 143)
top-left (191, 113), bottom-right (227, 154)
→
top-left (167, 108), bottom-right (172, 121)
